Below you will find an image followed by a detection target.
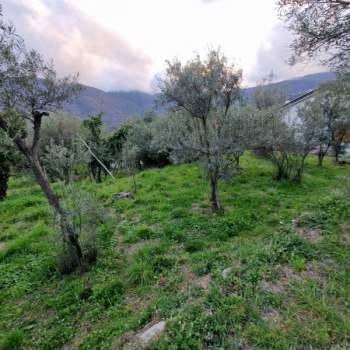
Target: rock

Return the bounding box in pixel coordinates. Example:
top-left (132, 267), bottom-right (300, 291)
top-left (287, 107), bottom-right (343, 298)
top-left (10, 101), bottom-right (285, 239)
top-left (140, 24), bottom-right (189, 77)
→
top-left (112, 192), bottom-right (134, 200)
top-left (139, 321), bottom-right (166, 344)
top-left (222, 267), bottom-right (232, 278)
top-left (0, 241), bottom-right (5, 251)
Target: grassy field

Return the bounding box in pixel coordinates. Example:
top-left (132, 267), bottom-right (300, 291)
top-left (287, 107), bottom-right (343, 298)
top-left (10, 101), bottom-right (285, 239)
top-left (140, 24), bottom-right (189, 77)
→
top-left (0, 154), bottom-right (350, 350)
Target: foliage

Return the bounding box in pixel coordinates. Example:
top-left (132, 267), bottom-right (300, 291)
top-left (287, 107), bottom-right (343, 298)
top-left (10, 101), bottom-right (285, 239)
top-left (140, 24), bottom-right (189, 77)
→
top-left (82, 113), bottom-right (110, 183)
top-left (250, 77), bottom-right (331, 181)
top-left (0, 129), bottom-right (18, 200)
top-left (42, 139), bottom-right (89, 183)
top-left (56, 184), bottom-right (108, 273)
top-left (278, 0), bottom-right (350, 70)
top-left (316, 76), bottom-right (350, 162)
top-left (252, 72), bottom-right (286, 110)
top-left (158, 49), bottom-right (242, 211)
top-left (122, 116), bottom-right (171, 168)
top-left (39, 112), bottom-right (82, 154)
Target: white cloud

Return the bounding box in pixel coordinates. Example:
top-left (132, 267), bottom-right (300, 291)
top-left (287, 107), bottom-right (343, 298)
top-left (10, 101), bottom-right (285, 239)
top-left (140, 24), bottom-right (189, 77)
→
top-left (3, 0), bottom-right (325, 91)
top-left (3, 0), bottom-right (152, 91)
top-left (247, 24), bottom-right (324, 85)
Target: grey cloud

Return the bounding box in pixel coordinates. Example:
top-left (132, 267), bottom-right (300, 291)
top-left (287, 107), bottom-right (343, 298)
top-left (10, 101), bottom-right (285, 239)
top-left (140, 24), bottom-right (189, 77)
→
top-left (248, 23), bottom-right (324, 85)
top-left (3, 0), bottom-right (153, 91)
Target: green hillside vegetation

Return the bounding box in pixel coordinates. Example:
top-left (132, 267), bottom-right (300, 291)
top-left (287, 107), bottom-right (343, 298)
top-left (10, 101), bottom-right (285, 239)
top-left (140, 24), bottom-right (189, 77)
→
top-left (1, 154), bottom-right (350, 349)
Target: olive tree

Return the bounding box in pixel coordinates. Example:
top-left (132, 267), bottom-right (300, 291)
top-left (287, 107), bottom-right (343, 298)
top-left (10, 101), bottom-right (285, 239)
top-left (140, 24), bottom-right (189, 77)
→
top-left (318, 78), bottom-right (350, 163)
top-left (278, 0), bottom-right (350, 70)
top-left (43, 139), bottom-right (88, 184)
top-left (0, 130), bottom-right (14, 200)
top-left (40, 112), bottom-right (81, 153)
top-left (82, 113), bottom-right (110, 183)
top-left (251, 105), bottom-right (316, 181)
top-left (0, 7), bottom-right (83, 263)
top-left (159, 50), bottom-right (242, 211)
top-left (297, 100), bottom-right (331, 167)
top-left (123, 116), bottom-right (170, 168)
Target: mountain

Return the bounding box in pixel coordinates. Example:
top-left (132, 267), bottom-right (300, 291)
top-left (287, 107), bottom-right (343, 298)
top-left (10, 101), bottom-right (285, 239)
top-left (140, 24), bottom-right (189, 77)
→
top-left (64, 87), bottom-right (156, 129)
top-left (64, 72), bottom-right (335, 128)
top-left (243, 72), bottom-right (335, 100)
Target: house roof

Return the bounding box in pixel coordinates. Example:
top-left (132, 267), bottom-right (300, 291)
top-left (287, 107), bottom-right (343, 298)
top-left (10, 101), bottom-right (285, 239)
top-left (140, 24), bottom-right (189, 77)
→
top-left (282, 89), bottom-right (315, 108)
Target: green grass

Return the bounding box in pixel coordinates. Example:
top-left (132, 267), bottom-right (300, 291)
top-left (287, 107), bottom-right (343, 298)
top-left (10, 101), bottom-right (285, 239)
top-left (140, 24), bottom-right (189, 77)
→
top-left (0, 154), bottom-right (350, 349)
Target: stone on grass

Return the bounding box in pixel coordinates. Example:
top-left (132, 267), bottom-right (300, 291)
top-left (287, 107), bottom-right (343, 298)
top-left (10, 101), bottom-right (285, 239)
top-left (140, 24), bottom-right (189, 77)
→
top-left (139, 321), bottom-right (166, 344)
top-left (222, 267), bottom-right (232, 279)
top-left (112, 192), bottom-right (134, 200)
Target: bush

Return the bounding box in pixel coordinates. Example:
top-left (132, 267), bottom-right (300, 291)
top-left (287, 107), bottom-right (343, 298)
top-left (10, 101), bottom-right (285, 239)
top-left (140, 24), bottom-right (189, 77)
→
top-left (55, 185), bottom-right (109, 273)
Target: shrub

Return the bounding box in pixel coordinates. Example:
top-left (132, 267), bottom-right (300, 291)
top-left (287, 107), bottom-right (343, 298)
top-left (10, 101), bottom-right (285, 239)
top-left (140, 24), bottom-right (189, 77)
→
top-left (55, 185), bottom-right (109, 273)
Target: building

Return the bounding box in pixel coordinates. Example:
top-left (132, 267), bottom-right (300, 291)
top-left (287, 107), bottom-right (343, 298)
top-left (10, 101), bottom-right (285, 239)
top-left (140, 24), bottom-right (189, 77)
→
top-left (282, 89), bottom-right (350, 157)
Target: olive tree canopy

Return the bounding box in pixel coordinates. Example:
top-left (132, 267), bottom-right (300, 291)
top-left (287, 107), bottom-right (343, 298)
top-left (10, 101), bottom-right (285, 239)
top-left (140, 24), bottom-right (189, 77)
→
top-left (158, 49), bottom-right (242, 212)
top-left (278, 0), bottom-right (350, 70)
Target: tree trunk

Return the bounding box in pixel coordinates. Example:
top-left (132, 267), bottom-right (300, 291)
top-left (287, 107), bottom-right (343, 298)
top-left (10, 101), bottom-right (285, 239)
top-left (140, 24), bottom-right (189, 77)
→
top-left (200, 116), bottom-right (223, 213)
top-left (294, 155), bottom-right (307, 182)
top-left (335, 149), bottom-right (340, 164)
top-left (318, 152), bottom-right (324, 167)
top-left (209, 173), bottom-right (222, 212)
top-left (0, 161), bottom-right (10, 200)
top-left (234, 153), bottom-right (240, 167)
top-left (28, 152), bottom-right (83, 260)
top-left (131, 171), bottom-right (137, 195)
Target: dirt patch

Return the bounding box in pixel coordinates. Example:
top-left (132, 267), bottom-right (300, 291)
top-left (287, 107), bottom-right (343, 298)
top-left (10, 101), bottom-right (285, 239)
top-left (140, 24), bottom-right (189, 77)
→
top-left (221, 260), bottom-right (241, 279)
top-left (191, 202), bottom-right (210, 214)
top-left (261, 308), bottom-right (281, 324)
top-left (340, 221), bottom-right (350, 245)
top-left (300, 260), bottom-right (334, 284)
top-left (295, 224), bottom-right (322, 243)
top-left (265, 260), bottom-right (331, 293)
top-left (0, 241), bottom-right (6, 251)
top-left (304, 229), bottom-right (322, 243)
top-left (180, 266), bottom-right (211, 291)
top-left (124, 240), bottom-right (147, 256)
top-left (195, 274), bottom-right (211, 290)
top-left (260, 266), bottom-right (299, 293)
top-left (62, 325), bottom-right (91, 350)
top-left (260, 280), bottom-right (284, 293)
top-left (293, 217), bottom-right (322, 243)
top-left (342, 233), bottom-right (350, 245)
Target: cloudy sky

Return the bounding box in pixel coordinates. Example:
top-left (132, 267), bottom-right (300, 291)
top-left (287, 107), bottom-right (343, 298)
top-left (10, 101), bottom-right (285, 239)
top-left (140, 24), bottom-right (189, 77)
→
top-left (3, 0), bottom-right (324, 92)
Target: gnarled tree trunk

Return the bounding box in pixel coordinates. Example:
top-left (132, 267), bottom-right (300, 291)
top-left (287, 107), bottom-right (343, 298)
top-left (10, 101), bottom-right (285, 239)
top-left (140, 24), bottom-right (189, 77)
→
top-left (28, 152), bottom-right (83, 260)
top-left (209, 170), bottom-right (222, 213)
top-left (0, 156), bottom-right (10, 200)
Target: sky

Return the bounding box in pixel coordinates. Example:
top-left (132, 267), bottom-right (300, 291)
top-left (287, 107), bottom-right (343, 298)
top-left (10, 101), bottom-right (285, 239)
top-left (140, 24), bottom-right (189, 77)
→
top-left (3, 0), bottom-right (324, 92)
